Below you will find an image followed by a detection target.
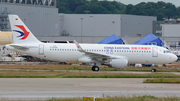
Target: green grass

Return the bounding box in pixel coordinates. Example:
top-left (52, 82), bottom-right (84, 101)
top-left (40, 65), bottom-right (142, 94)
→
top-left (63, 73), bottom-right (180, 78)
top-left (1, 70), bottom-right (180, 78)
top-left (144, 78), bottom-right (180, 83)
top-left (0, 64), bottom-right (180, 72)
top-left (47, 97), bottom-right (82, 101)
top-left (46, 95), bottom-right (180, 101)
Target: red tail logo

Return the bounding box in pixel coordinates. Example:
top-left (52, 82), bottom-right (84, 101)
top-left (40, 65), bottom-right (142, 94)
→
top-left (13, 25), bottom-right (30, 40)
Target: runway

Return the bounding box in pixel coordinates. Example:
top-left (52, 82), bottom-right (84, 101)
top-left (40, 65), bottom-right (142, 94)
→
top-left (1, 78), bottom-right (180, 100)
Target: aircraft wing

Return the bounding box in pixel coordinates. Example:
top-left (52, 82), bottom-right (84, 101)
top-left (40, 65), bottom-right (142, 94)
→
top-left (74, 40), bottom-right (128, 60)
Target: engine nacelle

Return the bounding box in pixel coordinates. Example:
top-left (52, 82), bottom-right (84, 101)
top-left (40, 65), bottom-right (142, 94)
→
top-left (104, 59), bottom-right (128, 69)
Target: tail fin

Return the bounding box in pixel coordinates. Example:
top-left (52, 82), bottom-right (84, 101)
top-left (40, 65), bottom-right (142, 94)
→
top-left (8, 15), bottom-right (41, 44)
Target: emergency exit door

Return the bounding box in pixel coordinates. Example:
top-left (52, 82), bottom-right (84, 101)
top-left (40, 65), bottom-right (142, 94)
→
top-left (39, 44), bottom-right (44, 55)
top-left (152, 47), bottom-right (158, 57)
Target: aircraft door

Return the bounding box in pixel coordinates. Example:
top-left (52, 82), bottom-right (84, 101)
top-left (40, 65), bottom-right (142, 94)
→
top-left (39, 44), bottom-right (44, 55)
top-left (152, 47), bottom-right (158, 57)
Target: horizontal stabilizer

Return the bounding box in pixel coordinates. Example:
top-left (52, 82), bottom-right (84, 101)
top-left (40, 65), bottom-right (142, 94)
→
top-left (9, 44), bottom-right (29, 49)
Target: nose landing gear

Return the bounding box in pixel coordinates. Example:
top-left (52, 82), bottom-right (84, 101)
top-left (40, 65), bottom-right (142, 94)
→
top-left (92, 66), bottom-right (99, 71)
top-left (151, 64), bottom-right (156, 72)
top-left (151, 68), bottom-right (156, 72)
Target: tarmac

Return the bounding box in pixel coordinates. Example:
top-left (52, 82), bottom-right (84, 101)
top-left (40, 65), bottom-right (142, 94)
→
top-left (1, 78), bottom-right (180, 100)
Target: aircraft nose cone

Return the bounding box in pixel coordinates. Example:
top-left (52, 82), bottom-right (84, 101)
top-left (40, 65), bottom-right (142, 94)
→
top-left (172, 54), bottom-right (178, 62)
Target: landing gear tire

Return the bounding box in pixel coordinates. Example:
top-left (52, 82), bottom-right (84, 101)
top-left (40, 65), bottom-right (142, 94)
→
top-left (151, 69), bottom-right (156, 72)
top-left (92, 66), bottom-right (95, 71)
top-left (92, 66), bottom-right (99, 71)
top-left (94, 66), bottom-right (99, 71)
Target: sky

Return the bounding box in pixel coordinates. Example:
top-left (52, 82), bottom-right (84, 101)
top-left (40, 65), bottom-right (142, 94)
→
top-left (108, 0), bottom-right (180, 7)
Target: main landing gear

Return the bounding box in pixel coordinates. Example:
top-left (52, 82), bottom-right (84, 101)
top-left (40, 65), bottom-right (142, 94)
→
top-left (151, 64), bottom-right (156, 72)
top-left (92, 66), bottom-right (99, 71)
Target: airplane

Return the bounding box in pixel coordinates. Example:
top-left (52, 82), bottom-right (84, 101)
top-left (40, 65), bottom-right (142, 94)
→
top-left (5, 15), bottom-right (177, 72)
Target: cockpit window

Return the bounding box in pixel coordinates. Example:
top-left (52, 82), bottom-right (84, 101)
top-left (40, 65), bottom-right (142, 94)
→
top-left (164, 50), bottom-right (171, 53)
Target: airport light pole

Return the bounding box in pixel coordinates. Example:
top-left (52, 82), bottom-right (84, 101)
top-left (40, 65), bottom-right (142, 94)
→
top-left (120, 17), bottom-right (124, 44)
top-left (81, 18), bottom-right (83, 43)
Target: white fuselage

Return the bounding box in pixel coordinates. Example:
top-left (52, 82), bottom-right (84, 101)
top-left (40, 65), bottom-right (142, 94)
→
top-left (6, 43), bottom-right (177, 64)
top-left (6, 14), bottom-right (178, 71)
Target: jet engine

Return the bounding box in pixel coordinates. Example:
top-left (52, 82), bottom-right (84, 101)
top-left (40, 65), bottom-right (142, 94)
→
top-left (103, 59), bottom-right (128, 69)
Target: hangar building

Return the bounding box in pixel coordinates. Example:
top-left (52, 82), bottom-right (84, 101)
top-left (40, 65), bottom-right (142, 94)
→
top-left (0, 2), bottom-right (59, 36)
top-left (0, 1), bottom-right (180, 46)
top-left (39, 14), bottom-right (156, 43)
top-left (153, 20), bottom-right (180, 47)
top-left (58, 14), bottom-right (155, 37)
top-left (0, 1), bottom-right (157, 44)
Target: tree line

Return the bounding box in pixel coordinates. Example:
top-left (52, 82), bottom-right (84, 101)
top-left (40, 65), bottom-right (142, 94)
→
top-left (56, 0), bottom-right (180, 20)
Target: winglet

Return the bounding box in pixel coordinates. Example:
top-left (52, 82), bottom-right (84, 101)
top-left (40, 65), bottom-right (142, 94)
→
top-left (74, 40), bottom-right (85, 52)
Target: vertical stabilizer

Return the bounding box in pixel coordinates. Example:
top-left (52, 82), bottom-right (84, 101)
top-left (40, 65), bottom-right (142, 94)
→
top-left (8, 15), bottom-right (41, 44)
